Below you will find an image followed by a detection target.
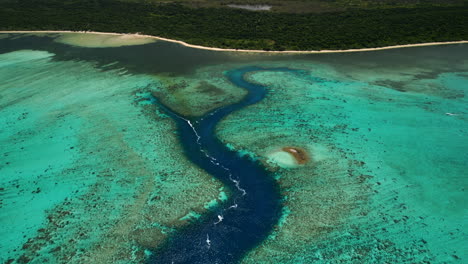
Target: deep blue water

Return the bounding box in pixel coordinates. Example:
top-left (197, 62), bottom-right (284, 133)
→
top-left (149, 67), bottom-right (293, 263)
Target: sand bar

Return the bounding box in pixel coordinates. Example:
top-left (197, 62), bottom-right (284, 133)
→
top-left (1, 30), bottom-right (467, 53)
top-left (54, 32), bottom-right (156, 48)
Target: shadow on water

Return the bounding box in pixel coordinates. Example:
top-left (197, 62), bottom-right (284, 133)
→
top-left (2, 34), bottom-right (466, 77)
top-left (148, 67), bottom-right (300, 264)
top-left (0, 34), bottom-right (234, 75)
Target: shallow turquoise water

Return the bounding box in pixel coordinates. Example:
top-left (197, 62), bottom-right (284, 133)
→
top-left (219, 59), bottom-right (468, 263)
top-left (0, 49), bottom-right (162, 262)
top-left (0, 44), bottom-right (227, 263)
top-left (0, 34), bottom-right (467, 263)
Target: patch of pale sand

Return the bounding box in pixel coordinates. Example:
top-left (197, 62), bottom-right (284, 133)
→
top-left (227, 4), bottom-right (272, 11)
top-left (266, 145), bottom-right (314, 168)
top-left (54, 32), bottom-right (156, 48)
top-left (266, 150), bottom-right (298, 168)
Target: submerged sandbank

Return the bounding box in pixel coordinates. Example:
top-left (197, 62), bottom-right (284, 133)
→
top-left (54, 32), bottom-right (156, 48)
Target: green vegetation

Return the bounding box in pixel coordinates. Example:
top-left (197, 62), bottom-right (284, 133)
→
top-left (122, 0), bottom-right (467, 13)
top-left (1, 0), bottom-right (467, 51)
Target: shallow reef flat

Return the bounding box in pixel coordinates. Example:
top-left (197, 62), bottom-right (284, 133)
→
top-left (0, 49), bottom-right (227, 263)
top-left (152, 65), bottom-right (248, 116)
top-left (1, 33), bottom-right (467, 264)
top-left (216, 47), bottom-right (468, 263)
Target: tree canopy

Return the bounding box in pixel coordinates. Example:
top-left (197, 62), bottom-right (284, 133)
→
top-left (1, 0), bottom-right (467, 50)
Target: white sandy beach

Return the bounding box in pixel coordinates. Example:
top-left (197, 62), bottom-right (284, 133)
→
top-left (1, 30), bottom-right (467, 53)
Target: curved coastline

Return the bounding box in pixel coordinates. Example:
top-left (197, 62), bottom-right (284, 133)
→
top-left (1, 30), bottom-right (467, 54)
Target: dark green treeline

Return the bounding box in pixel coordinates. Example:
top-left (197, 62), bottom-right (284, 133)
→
top-left (1, 0), bottom-right (467, 50)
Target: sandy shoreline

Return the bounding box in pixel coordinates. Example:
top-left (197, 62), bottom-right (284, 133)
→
top-left (1, 30), bottom-right (467, 53)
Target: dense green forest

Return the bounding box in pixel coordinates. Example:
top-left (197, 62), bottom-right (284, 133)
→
top-left (1, 0), bottom-right (467, 50)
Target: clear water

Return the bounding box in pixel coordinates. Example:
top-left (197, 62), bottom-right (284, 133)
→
top-left (0, 34), bottom-right (467, 263)
top-left (148, 67), bottom-right (287, 263)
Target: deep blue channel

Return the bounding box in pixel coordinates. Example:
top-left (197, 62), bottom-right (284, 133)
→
top-left (149, 67), bottom-right (295, 264)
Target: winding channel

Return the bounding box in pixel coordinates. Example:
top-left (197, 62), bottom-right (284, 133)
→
top-left (150, 67), bottom-right (294, 263)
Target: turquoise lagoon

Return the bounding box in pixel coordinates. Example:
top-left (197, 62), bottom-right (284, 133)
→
top-left (0, 34), bottom-right (466, 263)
